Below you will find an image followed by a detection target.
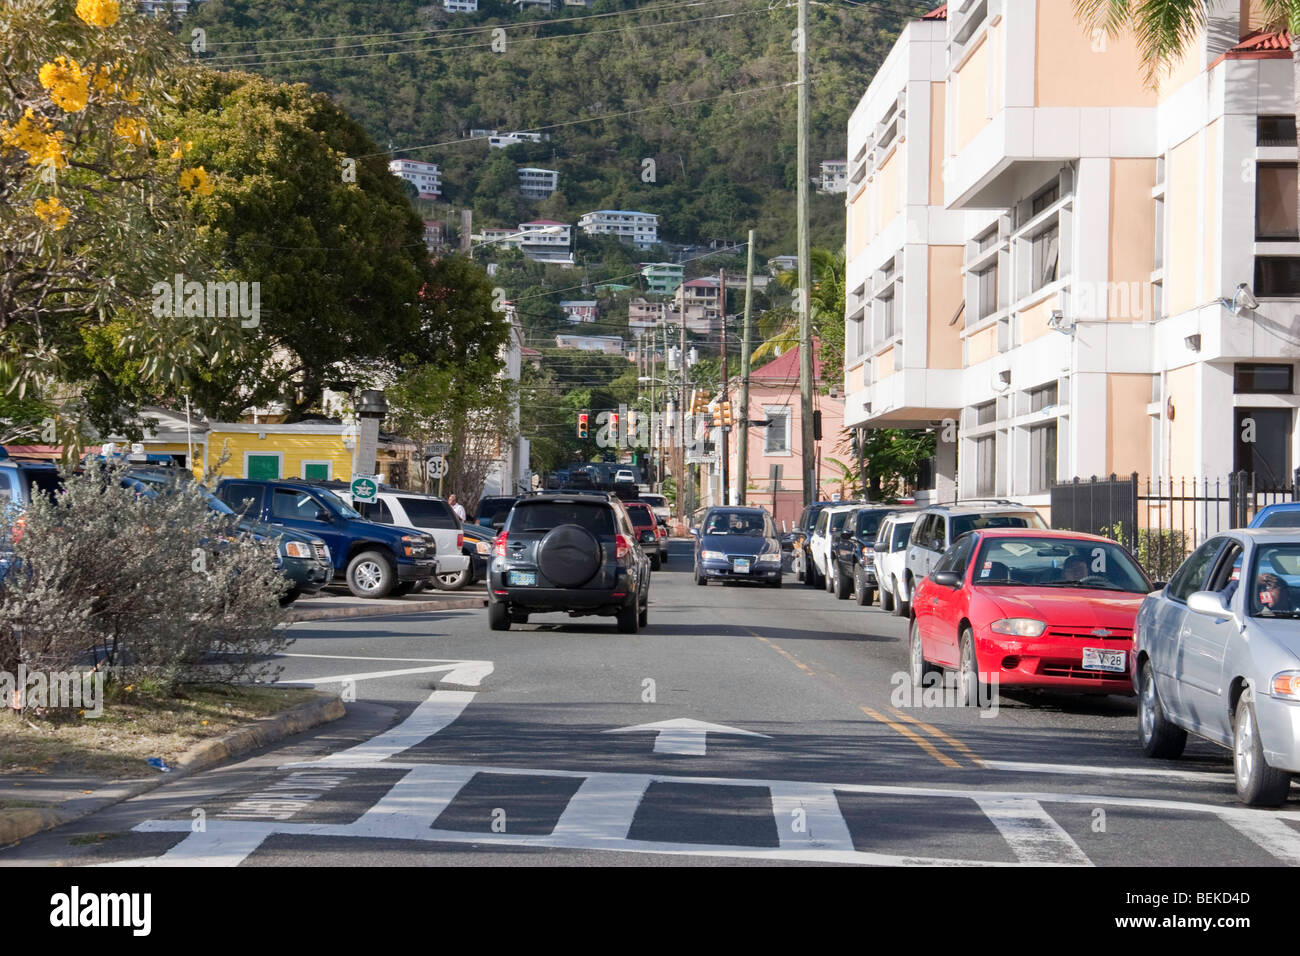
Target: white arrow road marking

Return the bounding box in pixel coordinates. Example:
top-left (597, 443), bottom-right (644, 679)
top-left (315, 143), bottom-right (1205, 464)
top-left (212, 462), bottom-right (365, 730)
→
top-left (285, 659), bottom-right (494, 688)
top-left (603, 718), bottom-right (771, 755)
top-left (768, 782), bottom-right (855, 852)
top-left (301, 690), bottom-right (478, 765)
top-left (101, 822), bottom-right (278, 867)
top-left (974, 797), bottom-right (1092, 866)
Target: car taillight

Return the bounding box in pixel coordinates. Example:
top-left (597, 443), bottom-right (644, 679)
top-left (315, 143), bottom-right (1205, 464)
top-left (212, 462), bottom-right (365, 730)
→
top-left (457, 532), bottom-right (464, 549)
top-left (11, 515), bottom-right (24, 543)
top-left (615, 534), bottom-right (631, 560)
top-left (494, 531), bottom-right (507, 558)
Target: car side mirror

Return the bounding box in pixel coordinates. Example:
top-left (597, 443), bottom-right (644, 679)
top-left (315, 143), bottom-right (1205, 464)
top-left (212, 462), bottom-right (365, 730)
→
top-left (689, 527), bottom-right (700, 536)
top-left (1187, 590), bottom-right (1230, 617)
top-left (1151, 581), bottom-right (1167, 591)
top-left (931, 570), bottom-right (962, 588)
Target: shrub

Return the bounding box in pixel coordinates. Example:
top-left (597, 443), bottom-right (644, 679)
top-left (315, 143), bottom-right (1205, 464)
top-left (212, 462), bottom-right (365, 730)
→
top-left (0, 462), bottom-right (290, 692)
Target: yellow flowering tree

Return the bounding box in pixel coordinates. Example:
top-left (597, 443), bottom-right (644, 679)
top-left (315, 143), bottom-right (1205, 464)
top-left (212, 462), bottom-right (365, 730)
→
top-left (0, 0), bottom-right (236, 446)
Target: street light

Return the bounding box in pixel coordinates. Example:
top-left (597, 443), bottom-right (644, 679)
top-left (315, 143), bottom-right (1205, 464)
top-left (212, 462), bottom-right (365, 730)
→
top-left (469, 225), bottom-right (565, 259)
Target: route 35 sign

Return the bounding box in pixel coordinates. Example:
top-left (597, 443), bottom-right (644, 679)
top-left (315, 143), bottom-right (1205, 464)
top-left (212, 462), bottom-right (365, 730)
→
top-left (427, 456), bottom-right (447, 480)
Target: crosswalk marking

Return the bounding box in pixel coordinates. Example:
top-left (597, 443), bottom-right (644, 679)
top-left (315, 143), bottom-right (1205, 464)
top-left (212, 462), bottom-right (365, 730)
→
top-left (984, 759), bottom-right (1233, 785)
top-left (551, 773), bottom-right (652, 844)
top-left (302, 690), bottom-right (477, 765)
top-left (974, 797), bottom-right (1092, 866)
top-left (769, 783), bottom-right (856, 852)
top-left (1223, 812), bottom-right (1300, 866)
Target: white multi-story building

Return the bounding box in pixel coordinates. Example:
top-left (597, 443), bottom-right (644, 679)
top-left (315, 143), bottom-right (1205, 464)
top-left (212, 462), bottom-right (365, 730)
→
top-left (578, 210), bottom-right (659, 250)
top-left (555, 334), bottom-right (624, 355)
top-left (138, 0), bottom-right (195, 15)
top-left (388, 159), bottom-right (442, 200)
top-left (514, 0), bottom-right (555, 9)
top-left (560, 300), bottom-right (598, 323)
top-left (518, 167), bottom-right (559, 199)
top-left (488, 131), bottom-right (548, 149)
top-left (444, 0), bottom-right (478, 11)
top-left (819, 160), bottom-right (848, 193)
top-left (844, 0), bottom-right (1300, 521)
top-left (518, 219), bottom-right (573, 266)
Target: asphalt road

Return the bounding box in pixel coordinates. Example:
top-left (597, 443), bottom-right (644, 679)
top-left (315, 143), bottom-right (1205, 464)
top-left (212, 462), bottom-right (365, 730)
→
top-left (4, 540), bottom-right (1299, 867)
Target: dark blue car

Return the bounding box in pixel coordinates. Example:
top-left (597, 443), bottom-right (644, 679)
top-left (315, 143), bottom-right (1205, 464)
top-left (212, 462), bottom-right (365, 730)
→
top-left (691, 506), bottom-right (782, 587)
top-left (1250, 502), bottom-right (1300, 528)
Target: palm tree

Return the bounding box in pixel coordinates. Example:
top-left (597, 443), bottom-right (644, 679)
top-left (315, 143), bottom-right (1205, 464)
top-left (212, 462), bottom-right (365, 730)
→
top-left (750, 248), bottom-right (846, 367)
top-left (1075, 1), bottom-right (1300, 234)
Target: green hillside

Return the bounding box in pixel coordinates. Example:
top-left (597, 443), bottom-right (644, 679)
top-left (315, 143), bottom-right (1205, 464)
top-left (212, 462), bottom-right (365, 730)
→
top-left (185, 0), bottom-right (936, 255)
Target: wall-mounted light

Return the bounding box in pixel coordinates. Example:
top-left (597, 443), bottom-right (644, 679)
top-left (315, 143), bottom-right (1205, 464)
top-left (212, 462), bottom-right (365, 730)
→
top-left (1220, 283), bottom-right (1259, 315)
top-left (1184, 333), bottom-right (1201, 352)
top-left (1047, 309), bottom-right (1075, 336)
top-left (257, 431), bottom-right (267, 441)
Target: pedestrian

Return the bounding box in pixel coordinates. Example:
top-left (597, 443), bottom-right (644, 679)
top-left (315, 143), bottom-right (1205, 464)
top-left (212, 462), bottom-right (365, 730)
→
top-left (448, 493), bottom-right (467, 522)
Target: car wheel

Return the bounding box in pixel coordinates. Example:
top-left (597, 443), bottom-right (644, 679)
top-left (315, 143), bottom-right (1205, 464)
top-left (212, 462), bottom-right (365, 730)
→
top-left (853, 568), bottom-right (871, 606)
top-left (834, 563), bottom-right (852, 600)
top-left (651, 554), bottom-right (661, 571)
top-left (346, 550), bottom-right (396, 599)
top-left (390, 582), bottom-right (416, 597)
top-left (805, 562), bottom-right (819, 589)
top-left (1234, 692), bottom-right (1291, 806)
top-left (767, 577), bottom-right (782, 588)
top-left (795, 558), bottom-right (805, 584)
top-left (432, 566), bottom-right (471, 591)
top-left (891, 577), bottom-right (908, 617)
top-left (488, 600), bottom-right (510, 631)
top-left (695, 565), bottom-right (707, 586)
top-left (278, 589), bottom-right (300, 608)
top-left (638, 600), bottom-right (648, 628)
top-left (881, 581), bottom-right (895, 612)
top-left (617, 601), bottom-right (640, 634)
top-left (957, 628), bottom-right (988, 708)
top-left (908, 618), bottom-right (939, 690)
top-left (1138, 659), bottom-right (1187, 759)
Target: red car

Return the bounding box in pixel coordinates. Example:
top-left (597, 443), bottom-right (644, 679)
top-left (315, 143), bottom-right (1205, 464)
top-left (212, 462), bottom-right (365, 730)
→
top-left (908, 529), bottom-right (1155, 703)
top-left (624, 500), bottom-right (666, 570)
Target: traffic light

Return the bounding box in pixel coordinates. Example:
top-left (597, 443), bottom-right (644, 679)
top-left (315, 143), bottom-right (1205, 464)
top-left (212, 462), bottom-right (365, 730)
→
top-left (721, 400), bottom-right (734, 427)
top-left (610, 411), bottom-right (619, 435)
top-left (626, 409), bottom-right (637, 434)
top-left (711, 403), bottom-right (723, 427)
top-left (577, 412), bottom-right (589, 438)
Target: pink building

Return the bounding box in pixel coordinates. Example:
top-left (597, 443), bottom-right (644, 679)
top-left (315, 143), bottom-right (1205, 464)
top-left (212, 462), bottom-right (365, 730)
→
top-left (727, 344), bottom-right (844, 528)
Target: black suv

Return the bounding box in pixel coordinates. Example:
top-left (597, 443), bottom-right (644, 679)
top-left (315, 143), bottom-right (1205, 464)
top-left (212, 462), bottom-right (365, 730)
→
top-left (487, 492), bottom-right (651, 633)
top-left (828, 505), bottom-right (910, 605)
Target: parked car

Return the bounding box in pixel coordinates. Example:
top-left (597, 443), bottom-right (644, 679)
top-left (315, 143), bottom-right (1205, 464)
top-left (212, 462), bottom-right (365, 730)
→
top-left (624, 499), bottom-right (666, 569)
top-left (1250, 502), bottom-right (1300, 529)
top-left (328, 484), bottom-right (470, 591)
top-left (475, 495), bottom-right (519, 529)
top-left (828, 505), bottom-right (906, 604)
top-left (125, 467), bottom-right (332, 605)
top-left (614, 468), bottom-right (636, 484)
top-left (1134, 528), bottom-right (1300, 805)
top-left (789, 502), bottom-right (833, 584)
top-left (216, 478), bottom-right (436, 598)
top-left (901, 501), bottom-right (1047, 615)
top-left (808, 503), bottom-right (863, 592)
top-left (639, 493), bottom-right (671, 524)
top-left (909, 529), bottom-right (1153, 705)
top-left (874, 512), bottom-right (919, 615)
top-left (691, 506), bottom-right (782, 587)
top-left (487, 492), bottom-right (650, 632)
top-left (461, 522), bottom-right (494, 585)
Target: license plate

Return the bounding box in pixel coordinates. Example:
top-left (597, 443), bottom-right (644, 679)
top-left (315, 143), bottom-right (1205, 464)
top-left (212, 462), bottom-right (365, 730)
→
top-left (1082, 647), bottom-right (1125, 672)
top-left (733, 558), bottom-right (750, 573)
top-left (508, 570), bottom-right (536, 586)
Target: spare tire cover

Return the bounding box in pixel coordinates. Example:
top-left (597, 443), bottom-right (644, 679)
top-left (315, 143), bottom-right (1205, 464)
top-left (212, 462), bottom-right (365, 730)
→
top-left (537, 523), bottom-right (603, 588)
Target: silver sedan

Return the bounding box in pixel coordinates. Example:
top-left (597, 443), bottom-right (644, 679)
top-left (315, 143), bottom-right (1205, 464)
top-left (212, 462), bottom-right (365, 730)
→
top-left (1133, 528), bottom-right (1300, 805)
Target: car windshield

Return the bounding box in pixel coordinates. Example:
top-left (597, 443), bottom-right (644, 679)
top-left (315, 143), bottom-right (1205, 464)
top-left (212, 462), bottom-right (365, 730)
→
top-left (625, 505), bottom-right (654, 528)
top-left (1257, 509), bottom-right (1300, 529)
top-left (950, 512), bottom-right (1045, 539)
top-left (509, 501), bottom-right (615, 536)
top-left (397, 496), bottom-right (459, 529)
top-left (892, 521), bottom-right (914, 551)
top-left (27, 470), bottom-right (64, 504)
top-left (1249, 544), bottom-right (1300, 618)
top-left (125, 472), bottom-right (237, 516)
top-left (316, 489), bottom-right (363, 519)
top-left (857, 512), bottom-right (884, 538)
top-left (640, 495), bottom-right (666, 508)
top-left (972, 537), bottom-right (1150, 592)
top-left (829, 511), bottom-right (850, 533)
top-left (705, 511), bottom-right (766, 536)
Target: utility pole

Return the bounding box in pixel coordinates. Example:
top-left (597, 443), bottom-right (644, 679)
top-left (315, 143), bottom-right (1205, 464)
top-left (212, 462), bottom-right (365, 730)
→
top-left (678, 320), bottom-right (688, 527)
top-left (738, 229), bottom-right (755, 506)
top-left (719, 269), bottom-right (728, 507)
top-left (796, 0), bottom-right (815, 507)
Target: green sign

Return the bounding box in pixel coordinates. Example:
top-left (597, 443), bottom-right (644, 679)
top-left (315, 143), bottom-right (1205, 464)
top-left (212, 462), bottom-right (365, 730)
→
top-left (351, 476), bottom-right (379, 502)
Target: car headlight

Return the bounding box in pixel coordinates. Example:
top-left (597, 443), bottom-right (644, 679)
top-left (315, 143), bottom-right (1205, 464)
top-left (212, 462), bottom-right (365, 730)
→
top-left (283, 541), bottom-right (313, 559)
top-left (701, 550), bottom-right (725, 561)
top-left (1271, 672), bottom-right (1300, 699)
top-left (757, 552), bottom-right (781, 564)
top-left (475, 539), bottom-right (492, 555)
top-left (401, 534), bottom-right (426, 557)
top-left (989, 618), bottom-right (1047, 637)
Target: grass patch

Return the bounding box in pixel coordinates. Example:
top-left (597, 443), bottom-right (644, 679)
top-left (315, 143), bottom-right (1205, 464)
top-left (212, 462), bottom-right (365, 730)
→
top-left (0, 684), bottom-right (317, 780)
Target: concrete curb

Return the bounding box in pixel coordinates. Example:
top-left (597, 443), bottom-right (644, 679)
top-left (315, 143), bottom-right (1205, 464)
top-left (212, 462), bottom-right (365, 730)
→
top-left (285, 595), bottom-right (486, 623)
top-left (0, 690), bottom-right (345, 849)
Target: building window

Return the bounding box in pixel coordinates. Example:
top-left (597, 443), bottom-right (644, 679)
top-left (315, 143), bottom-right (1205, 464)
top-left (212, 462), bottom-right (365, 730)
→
top-left (1031, 222), bottom-right (1059, 291)
top-left (1029, 382), bottom-right (1058, 412)
top-left (1154, 197), bottom-right (1164, 269)
top-left (881, 294), bottom-right (895, 340)
top-left (976, 263), bottom-right (998, 320)
top-left (1256, 163), bottom-right (1299, 240)
top-left (1029, 422), bottom-right (1057, 493)
top-left (245, 453), bottom-right (281, 480)
top-left (1234, 363), bottom-right (1294, 394)
top-left (977, 226), bottom-right (998, 252)
top-left (1235, 407), bottom-right (1293, 489)
top-left (1031, 183), bottom-right (1059, 216)
top-left (974, 435), bottom-right (996, 497)
top-left (1258, 115), bottom-right (1298, 147)
top-left (765, 406), bottom-right (791, 453)
top-left (975, 400), bottom-right (996, 425)
top-left (1254, 257), bottom-right (1300, 297)
top-left (301, 461), bottom-right (331, 480)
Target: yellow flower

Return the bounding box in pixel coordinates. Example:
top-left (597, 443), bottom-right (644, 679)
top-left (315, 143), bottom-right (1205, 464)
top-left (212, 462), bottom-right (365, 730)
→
top-left (33, 196), bottom-right (70, 230)
top-left (76, 0), bottom-right (120, 28)
top-left (38, 57), bottom-right (90, 113)
top-left (179, 165), bottom-right (213, 196)
top-left (113, 116), bottom-right (150, 146)
top-left (0, 109), bottom-right (67, 169)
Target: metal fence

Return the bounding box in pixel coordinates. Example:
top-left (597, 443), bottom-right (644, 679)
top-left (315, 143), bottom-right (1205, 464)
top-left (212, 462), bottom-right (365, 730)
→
top-left (1050, 470), bottom-right (1300, 580)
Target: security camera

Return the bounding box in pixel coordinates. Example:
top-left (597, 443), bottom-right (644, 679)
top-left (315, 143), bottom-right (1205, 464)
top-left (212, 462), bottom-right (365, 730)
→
top-left (1236, 283), bottom-right (1259, 311)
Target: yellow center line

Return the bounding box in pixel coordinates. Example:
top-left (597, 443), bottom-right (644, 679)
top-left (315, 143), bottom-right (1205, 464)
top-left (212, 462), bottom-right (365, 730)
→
top-left (859, 706), bottom-right (962, 769)
top-left (755, 635), bottom-right (815, 676)
top-left (888, 707), bottom-right (986, 768)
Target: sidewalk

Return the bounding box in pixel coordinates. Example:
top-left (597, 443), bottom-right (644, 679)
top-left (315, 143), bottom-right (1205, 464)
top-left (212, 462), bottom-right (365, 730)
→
top-left (286, 584), bottom-right (488, 623)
